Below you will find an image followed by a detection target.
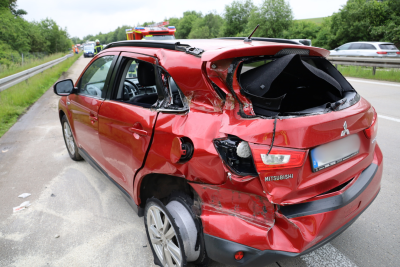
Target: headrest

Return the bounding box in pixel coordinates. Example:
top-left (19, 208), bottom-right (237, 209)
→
top-left (137, 62), bottom-right (155, 86)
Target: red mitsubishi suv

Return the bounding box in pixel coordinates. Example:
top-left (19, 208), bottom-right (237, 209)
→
top-left (54, 37), bottom-right (382, 267)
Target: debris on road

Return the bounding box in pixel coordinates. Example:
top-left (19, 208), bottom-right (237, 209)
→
top-left (18, 193), bottom-right (31, 199)
top-left (55, 234), bottom-right (60, 238)
top-left (13, 201), bottom-right (31, 213)
top-left (2, 148), bottom-right (9, 153)
top-left (51, 194), bottom-right (56, 197)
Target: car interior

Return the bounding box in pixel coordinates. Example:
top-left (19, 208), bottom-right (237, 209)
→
top-left (239, 54), bottom-right (357, 116)
top-left (114, 58), bottom-right (184, 109)
top-left (113, 59), bottom-right (159, 108)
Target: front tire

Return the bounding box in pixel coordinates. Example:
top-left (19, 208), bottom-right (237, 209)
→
top-left (61, 115), bottom-right (82, 161)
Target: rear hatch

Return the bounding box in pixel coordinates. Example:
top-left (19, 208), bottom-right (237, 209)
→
top-left (206, 43), bottom-right (378, 204)
top-left (378, 43), bottom-right (400, 56)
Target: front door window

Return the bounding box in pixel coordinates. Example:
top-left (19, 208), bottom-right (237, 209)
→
top-left (79, 56), bottom-right (114, 99)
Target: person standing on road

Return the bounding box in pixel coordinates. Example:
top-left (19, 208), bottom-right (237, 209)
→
top-left (94, 39), bottom-right (103, 55)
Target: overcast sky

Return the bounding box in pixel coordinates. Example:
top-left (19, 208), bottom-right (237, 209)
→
top-left (19, 0), bottom-right (348, 39)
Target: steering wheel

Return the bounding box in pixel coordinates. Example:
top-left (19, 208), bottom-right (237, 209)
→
top-left (125, 79), bottom-right (139, 92)
top-left (123, 83), bottom-right (135, 100)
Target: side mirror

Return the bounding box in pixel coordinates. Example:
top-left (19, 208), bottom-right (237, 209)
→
top-left (335, 48), bottom-right (339, 51)
top-left (54, 79), bottom-right (75, 96)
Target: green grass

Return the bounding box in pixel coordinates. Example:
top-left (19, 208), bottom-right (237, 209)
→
top-left (296, 17), bottom-right (327, 24)
top-left (0, 53), bottom-right (81, 137)
top-left (0, 52), bottom-right (68, 80)
top-left (338, 65), bottom-right (400, 83)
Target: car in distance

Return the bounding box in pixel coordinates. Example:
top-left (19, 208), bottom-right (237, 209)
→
top-left (83, 45), bottom-right (95, 58)
top-left (330, 41), bottom-right (400, 57)
top-left (290, 39), bottom-right (312, 46)
top-left (54, 38), bottom-right (383, 267)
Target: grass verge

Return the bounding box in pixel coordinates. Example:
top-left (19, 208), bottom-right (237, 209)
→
top-left (0, 52), bottom-right (68, 80)
top-left (338, 65), bottom-right (400, 83)
top-left (0, 53), bottom-right (81, 138)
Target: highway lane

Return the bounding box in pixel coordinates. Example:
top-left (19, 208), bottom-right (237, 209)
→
top-left (0, 57), bottom-right (399, 267)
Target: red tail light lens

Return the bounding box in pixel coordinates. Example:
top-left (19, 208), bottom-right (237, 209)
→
top-left (364, 108), bottom-right (378, 139)
top-left (396, 52), bottom-right (400, 55)
top-left (250, 144), bottom-right (307, 171)
top-left (377, 51), bottom-right (387, 54)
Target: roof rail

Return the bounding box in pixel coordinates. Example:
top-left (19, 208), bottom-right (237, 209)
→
top-left (103, 40), bottom-right (181, 51)
top-left (216, 37), bottom-right (300, 45)
top-left (103, 41), bottom-right (205, 57)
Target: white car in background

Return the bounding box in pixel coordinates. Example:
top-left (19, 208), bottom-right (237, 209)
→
top-left (291, 39), bottom-right (312, 46)
top-left (330, 42), bottom-right (400, 57)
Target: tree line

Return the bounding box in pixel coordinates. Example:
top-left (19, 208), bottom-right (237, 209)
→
top-left (0, 0), bottom-right (72, 66)
top-left (77, 0), bottom-right (400, 50)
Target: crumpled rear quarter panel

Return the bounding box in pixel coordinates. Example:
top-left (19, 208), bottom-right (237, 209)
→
top-left (191, 144), bottom-right (382, 253)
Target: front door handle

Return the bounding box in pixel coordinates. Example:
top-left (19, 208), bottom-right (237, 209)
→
top-left (129, 127), bottom-right (148, 136)
top-left (89, 113), bottom-right (98, 123)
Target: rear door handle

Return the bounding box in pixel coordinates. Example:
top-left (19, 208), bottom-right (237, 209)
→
top-left (129, 127), bottom-right (148, 136)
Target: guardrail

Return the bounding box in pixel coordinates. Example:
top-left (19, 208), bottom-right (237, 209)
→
top-left (327, 56), bottom-right (400, 75)
top-left (0, 53), bottom-right (74, 92)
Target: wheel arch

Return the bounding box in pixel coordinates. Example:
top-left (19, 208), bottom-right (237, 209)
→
top-left (138, 173), bottom-right (195, 209)
top-left (59, 109), bottom-right (66, 123)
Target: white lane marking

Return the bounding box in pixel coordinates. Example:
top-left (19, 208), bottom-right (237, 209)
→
top-left (300, 243), bottom-right (358, 267)
top-left (347, 78), bottom-right (400, 87)
top-left (378, 115), bottom-right (400, 123)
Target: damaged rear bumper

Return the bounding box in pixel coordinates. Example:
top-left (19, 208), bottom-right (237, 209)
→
top-left (201, 159), bottom-right (382, 266)
top-left (204, 193), bottom-right (378, 267)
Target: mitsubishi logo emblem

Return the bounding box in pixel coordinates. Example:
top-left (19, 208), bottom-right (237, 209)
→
top-left (341, 121), bottom-right (350, 136)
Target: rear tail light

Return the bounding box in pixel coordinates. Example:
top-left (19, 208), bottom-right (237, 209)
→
top-left (377, 51), bottom-right (387, 54)
top-left (213, 137), bottom-right (258, 176)
top-left (396, 52), bottom-right (400, 55)
top-left (364, 108), bottom-right (378, 140)
top-left (250, 144), bottom-right (307, 171)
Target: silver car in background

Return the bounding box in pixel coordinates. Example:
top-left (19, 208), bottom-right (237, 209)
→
top-left (330, 42), bottom-right (400, 57)
top-left (291, 39), bottom-right (312, 46)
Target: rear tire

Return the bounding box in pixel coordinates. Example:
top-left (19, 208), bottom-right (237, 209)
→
top-left (61, 115), bottom-right (83, 161)
top-left (145, 198), bottom-right (187, 267)
top-left (168, 193), bottom-right (209, 267)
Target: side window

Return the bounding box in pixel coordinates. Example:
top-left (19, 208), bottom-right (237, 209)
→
top-left (113, 58), bottom-right (159, 108)
top-left (111, 57), bottom-right (187, 111)
top-left (337, 43), bottom-right (351, 50)
top-left (349, 43), bottom-right (362, 50)
top-left (78, 55), bottom-right (115, 98)
top-left (361, 44), bottom-right (376, 50)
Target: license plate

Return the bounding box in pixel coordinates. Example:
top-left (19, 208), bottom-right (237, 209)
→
top-left (388, 52), bottom-right (396, 55)
top-left (310, 134), bottom-right (360, 172)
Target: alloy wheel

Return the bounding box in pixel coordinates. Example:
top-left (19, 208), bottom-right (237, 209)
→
top-left (63, 122), bottom-right (75, 155)
top-left (147, 205), bottom-right (183, 267)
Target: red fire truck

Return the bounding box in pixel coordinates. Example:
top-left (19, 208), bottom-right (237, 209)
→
top-left (126, 21), bottom-right (176, 41)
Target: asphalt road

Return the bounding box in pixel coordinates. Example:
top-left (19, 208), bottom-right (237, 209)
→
top-left (0, 56), bottom-right (399, 267)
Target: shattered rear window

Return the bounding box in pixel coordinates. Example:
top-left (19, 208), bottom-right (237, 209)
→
top-left (237, 55), bottom-right (357, 117)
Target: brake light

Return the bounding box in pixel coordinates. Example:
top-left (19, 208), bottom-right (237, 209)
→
top-left (377, 51), bottom-right (387, 54)
top-left (250, 144), bottom-right (307, 170)
top-left (396, 52), bottom-right (400, 55)
top-left (364, 108), bottom-right (378, 140)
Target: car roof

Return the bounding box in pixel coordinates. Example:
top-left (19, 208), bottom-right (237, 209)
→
top-left (346, 41), bottom-right (394, 45)
top-left (104, 38), bottom-right (330, 59)
top-left (105, 38), bottom-right (299, 50)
